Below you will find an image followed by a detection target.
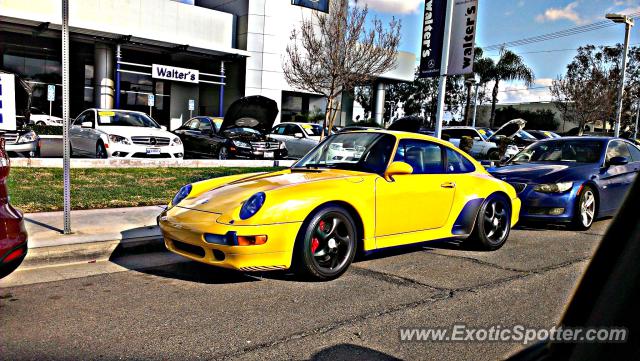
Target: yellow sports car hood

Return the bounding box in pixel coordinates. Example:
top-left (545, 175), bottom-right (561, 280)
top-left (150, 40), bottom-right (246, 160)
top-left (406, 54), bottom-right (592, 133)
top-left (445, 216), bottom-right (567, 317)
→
top-left (177, 169), bottom-right (365, 214)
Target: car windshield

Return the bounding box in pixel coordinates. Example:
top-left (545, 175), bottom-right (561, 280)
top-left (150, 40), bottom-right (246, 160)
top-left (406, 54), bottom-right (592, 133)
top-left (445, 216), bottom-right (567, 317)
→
top-left (300, 124), bottom-right (327, 136)
top-left (97, 110), bottom-right (160, 128)
top-left (223, 127), bottom-right (262, 136)
top-left (476, 128), bottom-right (493, 140)
top-left (293, 132), bottom-right (396, 174)
top-left (509, 139), bottom-right (603, 164)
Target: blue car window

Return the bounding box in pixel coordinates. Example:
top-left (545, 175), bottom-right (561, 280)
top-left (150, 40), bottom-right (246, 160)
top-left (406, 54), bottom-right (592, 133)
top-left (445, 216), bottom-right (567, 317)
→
top-left (606, 141), bottom-right (631, 163)
top-left (511, 140), bottom-right (603, 164)
top-left (394, 139), bottom-right (444, 174)
top-left (627, 143), bottom-right (640, 162)
top-left (446, 148), bottom-right (475, 173)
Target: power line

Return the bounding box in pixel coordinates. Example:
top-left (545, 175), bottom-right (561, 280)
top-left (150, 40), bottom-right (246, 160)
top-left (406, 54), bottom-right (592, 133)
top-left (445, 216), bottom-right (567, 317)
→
top-left (486, 43), bottom-right (640, 57)
top-left (481, 11), bottom-right (640, 51)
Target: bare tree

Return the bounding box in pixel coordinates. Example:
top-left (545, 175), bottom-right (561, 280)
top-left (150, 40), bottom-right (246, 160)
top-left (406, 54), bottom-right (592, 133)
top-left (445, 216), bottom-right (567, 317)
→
top-left (284, 0), bottom-right (401, 137)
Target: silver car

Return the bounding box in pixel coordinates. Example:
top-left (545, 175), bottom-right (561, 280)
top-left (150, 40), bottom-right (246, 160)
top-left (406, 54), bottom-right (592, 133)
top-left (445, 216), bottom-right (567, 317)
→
top-left (269, 122), bottom-right (327, 158)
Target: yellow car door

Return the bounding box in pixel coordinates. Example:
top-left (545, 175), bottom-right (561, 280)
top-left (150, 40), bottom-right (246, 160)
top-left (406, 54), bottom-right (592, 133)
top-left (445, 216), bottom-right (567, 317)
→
top-left (375, 139), bottom-right (456, 237)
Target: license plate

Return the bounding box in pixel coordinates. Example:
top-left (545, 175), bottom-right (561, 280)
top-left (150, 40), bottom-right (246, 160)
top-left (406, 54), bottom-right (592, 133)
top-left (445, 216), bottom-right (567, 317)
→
top-left (264, 151), bottom-right (274, 159)
top-left (146, 148), bottom-right (161, 155)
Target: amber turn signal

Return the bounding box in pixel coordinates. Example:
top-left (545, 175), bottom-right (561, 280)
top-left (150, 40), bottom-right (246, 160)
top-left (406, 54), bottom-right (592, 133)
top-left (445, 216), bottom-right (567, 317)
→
top-left (237, 235), bottom-right (268, 246)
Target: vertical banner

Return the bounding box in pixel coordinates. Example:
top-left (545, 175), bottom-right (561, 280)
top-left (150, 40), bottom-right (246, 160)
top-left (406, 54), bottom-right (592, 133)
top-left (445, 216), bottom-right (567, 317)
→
top-left (0, 74), bottom-right (17, 131)
top-left (447, 0), bottom-right (478, 75)
top-left (291, 0), bottom-right (330, 13)
top-left (419, 0), bottom-right (448, 78)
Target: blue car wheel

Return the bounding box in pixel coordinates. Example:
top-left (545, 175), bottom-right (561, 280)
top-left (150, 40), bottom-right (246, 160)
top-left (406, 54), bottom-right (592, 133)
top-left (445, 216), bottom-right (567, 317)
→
top-left (572, 185), bottom-right (596, 230)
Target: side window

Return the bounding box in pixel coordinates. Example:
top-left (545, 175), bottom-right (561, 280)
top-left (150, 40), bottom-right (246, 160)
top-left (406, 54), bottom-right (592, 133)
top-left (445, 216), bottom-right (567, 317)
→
top-left (626, 143), bottom-right (640, 162)
top-left (273, 125), bottom-right (286, 135)
top-left (460, 129), bottom-right (479, 139)
top-left (284, 124), bottom-right (299, 136)
top-left (187, 120), bottom-right (199, 130)
top-left (606, 140), bottom-right (631, 162)
top-left (446, 148), bottom-right (475, 173)
top-left (198, 119), bottom-right (213, 132)
top-left (72, 113), bottom-right (86, 126)
top-left (394, 139), bottom-right (444, 174)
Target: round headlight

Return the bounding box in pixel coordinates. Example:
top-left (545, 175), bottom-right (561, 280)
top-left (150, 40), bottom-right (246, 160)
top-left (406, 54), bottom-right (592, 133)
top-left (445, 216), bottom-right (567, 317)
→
top-left (239, 192), bottom-right (266, 220)
top-left (172, 184), bottom-right (192, 207)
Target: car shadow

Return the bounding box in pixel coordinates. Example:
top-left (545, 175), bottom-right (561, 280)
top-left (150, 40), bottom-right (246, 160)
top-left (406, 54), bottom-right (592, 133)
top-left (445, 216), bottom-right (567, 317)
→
top-left (309, 343), bottom-right (401, 360)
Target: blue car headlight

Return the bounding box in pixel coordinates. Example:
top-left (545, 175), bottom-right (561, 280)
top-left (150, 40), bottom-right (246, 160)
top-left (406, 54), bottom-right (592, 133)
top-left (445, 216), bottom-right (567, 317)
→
top-left (533, 181), bottom-right (573, 193)
top-left (239, 192), bottom-right (266, 220)
top-left (172, 184), bottom-right (192, 207)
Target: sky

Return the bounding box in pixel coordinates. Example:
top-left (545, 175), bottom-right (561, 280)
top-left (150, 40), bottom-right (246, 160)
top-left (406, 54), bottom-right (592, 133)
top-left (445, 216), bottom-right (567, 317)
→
top-left (354, 0), bottom-right (640, 104)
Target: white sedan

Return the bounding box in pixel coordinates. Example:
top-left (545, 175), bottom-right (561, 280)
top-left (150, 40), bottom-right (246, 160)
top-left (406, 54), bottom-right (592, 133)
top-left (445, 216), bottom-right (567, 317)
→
top-left (29, 107), bottom-right (63, 126)
top-left (70, 109), bottom-right (184, 159)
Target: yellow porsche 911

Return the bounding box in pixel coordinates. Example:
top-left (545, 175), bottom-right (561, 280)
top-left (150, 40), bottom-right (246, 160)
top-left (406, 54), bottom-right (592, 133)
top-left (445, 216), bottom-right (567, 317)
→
top-left (159, 130), bottom-right (520, 280)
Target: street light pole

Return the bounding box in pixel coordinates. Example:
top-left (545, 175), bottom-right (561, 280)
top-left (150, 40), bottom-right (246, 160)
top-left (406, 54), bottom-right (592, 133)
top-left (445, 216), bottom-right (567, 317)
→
top-left (62, 0), bottom-right (72, 234)
top-left (471, 82), bottom-right (480, 128)
top-left (634, 100), bottom-right (640, 140)
top-left (607, 13), bottom-right (634, 138)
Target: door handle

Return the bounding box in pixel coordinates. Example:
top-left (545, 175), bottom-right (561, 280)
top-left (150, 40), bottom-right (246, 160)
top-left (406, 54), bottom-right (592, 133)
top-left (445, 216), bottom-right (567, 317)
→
top-left (441, 182), bottom-right (456, 188)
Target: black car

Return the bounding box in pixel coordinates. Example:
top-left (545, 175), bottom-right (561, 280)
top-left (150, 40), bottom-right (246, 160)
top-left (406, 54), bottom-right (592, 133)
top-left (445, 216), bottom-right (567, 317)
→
top-left (173, 96), bottom-right (287, 160)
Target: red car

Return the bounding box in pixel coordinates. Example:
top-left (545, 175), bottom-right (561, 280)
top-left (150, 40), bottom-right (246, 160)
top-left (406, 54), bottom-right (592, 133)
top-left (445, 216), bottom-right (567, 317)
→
top-left (0, 138), bottom-right (28, 278)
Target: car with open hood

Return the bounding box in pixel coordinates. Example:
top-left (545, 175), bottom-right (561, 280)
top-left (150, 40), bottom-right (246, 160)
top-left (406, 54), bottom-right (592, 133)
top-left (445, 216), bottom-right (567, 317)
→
top-left (442, 119), bottom-right (526, 160)
top-left (489, 137), bottom-right (640, 230)
top-left (159, 129), bottom-right (520, 280)
top-left (173, 96), bottom-right (287, 160)
top-left (69, 109), bottom-right (184, 159)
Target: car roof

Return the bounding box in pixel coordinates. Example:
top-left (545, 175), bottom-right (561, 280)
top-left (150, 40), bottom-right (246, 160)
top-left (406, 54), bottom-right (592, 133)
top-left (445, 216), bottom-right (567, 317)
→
top-left (442, 126), bottom-right (477, 130)
top-left (277, 122), bottom-right (321, 126)
top-left (87, 108), bottom-right (146, 115)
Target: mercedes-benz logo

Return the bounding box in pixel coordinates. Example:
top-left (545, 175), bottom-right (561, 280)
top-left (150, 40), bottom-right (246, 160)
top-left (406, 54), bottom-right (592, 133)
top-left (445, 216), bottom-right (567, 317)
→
top-left (149, 137), bottom-right (157, 145)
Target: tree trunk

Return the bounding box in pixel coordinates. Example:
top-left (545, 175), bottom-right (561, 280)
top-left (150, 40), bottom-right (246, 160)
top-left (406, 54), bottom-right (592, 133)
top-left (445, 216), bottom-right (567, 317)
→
top-left (327, 100), bottom-right (341, 135)
top-left (490, 80), bottom-right (500, 128)
top-left (321, 97), bottom-right (334, 141)
top-left (464, 83), bottom-right (473, 126)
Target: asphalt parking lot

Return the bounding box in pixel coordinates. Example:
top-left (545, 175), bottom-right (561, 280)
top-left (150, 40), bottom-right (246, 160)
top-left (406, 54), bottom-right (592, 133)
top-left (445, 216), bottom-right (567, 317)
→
top-left (0, 220), bottom-right (609, 361)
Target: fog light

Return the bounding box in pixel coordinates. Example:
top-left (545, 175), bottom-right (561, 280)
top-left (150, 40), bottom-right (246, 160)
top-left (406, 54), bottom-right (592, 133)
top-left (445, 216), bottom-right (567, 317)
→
top-left (237, 235), bottom-right (268, 246)
top-left (548, 208), bottom-right (565, 215)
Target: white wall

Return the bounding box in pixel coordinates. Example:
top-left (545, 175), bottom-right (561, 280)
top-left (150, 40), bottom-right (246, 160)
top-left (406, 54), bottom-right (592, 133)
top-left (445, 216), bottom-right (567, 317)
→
top-left (0, 0), bottom-right (236, 53)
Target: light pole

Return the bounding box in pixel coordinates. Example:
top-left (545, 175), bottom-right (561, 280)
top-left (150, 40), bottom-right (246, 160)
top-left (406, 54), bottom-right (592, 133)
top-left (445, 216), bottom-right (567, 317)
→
top-left (471, 81), bottom-right (480, 128)
top-left (606, 13), bottom-right (634, 138)
top-left (634, 101), bottom-right (640, 140)
top-left (464, 77), bottom-right (477, 126)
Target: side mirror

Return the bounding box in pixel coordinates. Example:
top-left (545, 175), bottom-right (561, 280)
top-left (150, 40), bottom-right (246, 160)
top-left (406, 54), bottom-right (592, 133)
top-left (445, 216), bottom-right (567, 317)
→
top-left (294, 133), bottom-right (304, 138)
top-left (160, 125), bottom-right (168, 131)
top-left (81, 121), bottom-right (93, 129)
top-left (608, 156), bottom-right (629, 166)
top-left (384, 161), bottom-right (413, 181)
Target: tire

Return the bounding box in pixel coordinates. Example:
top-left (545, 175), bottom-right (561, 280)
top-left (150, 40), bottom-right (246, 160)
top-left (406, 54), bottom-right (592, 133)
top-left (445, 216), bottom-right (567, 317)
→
top-left (95, 142), bottom-right (108, 159)
top-left (487, 148), bottom-right (500, 161)
top-left (571, 185), bottom-right (596, 231)
top-left (293, 205), bottom-right (358, 281)
top-left (218, 146), bottom-right (229, 160)
top-left (467, 194), bottom-right (511, 250)
top-left (36, 121), bottom-right (46, 126)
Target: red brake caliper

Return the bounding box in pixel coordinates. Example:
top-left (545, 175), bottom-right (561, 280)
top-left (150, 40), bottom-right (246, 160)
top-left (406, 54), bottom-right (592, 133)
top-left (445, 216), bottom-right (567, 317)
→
top-left (311, 220), bottom-right (325, 253)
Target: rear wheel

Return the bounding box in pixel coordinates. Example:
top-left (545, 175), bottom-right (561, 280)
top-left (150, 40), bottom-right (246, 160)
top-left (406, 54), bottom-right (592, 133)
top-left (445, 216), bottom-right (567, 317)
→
top-left (487, 148), bottom-right (500, 161)
top-left (294, 206), bottom-right (357, 281)
top-left (572, 186), bottom-right (596, 231)
top-left (468, 194), bottom-right (511, 250)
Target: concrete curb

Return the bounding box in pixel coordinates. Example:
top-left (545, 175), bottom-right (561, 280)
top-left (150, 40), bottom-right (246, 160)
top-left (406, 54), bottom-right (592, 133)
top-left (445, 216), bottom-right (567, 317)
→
top-left (11, 158), bottom-right (296, 168)
top-left (21, 227), bottom-right (165, 270)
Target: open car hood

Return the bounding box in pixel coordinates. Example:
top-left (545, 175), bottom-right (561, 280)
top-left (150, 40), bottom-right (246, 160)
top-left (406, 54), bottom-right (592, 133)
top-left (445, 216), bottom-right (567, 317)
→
top-left (487, 118), bottom-right (526, 142)
top-left (219, 96), bottom-right (279, 134)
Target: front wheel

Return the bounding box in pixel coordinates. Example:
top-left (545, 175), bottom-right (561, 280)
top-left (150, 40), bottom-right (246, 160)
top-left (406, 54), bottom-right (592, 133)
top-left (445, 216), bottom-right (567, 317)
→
top-left (96, 142), bottom-right (108, 159)
top-left (294, 206), bottom-right (357, 281)
top-left (468, 194), bottom-right (511, 250)
top-left (571, 186), bottom-right (596, 231)
top-left (218, 146), bottom-right (229, 160)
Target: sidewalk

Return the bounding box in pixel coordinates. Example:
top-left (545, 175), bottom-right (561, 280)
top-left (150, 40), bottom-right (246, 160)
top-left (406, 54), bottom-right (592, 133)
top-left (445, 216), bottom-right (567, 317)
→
top-left (21, 205), bottom-right (166, 269)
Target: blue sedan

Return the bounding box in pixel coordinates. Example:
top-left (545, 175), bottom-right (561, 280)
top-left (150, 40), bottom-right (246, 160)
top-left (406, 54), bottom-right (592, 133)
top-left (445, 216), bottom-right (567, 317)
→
top-left (489, 137), bottom-right (640, 230)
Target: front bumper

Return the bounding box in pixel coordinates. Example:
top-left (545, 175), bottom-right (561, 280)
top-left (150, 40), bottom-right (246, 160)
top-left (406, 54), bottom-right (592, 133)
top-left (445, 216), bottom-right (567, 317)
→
top-left (231, 147), bottom-right (288, 160)
top-left (6, 140), bottom-right (39, 155)
top-left (107, 143), bottom-right (184, 159)
top-left (514, 182), bottom-right (580, 222)
top-left (159, 206), bottom-right (302, 271)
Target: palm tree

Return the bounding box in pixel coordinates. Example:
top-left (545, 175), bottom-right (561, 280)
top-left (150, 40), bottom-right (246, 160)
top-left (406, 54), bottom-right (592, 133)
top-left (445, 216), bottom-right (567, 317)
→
top-left (474, 49), bottom-right (535, 128)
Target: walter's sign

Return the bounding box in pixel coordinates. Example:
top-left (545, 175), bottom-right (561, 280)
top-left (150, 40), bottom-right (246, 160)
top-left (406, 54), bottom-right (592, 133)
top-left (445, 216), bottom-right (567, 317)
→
top-left (152, 64), bottom-right (199, 84)
top-left (0, 73), bottom-right (17, 131)
top-left (448, 0), bottom-right (479, 75)
top-left (419, 0), bottom-right (447, 78)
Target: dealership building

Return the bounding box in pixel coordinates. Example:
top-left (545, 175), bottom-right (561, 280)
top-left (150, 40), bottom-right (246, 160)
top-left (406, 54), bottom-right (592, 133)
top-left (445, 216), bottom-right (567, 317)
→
top-left (0, 0), bottom-right (414, 128)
